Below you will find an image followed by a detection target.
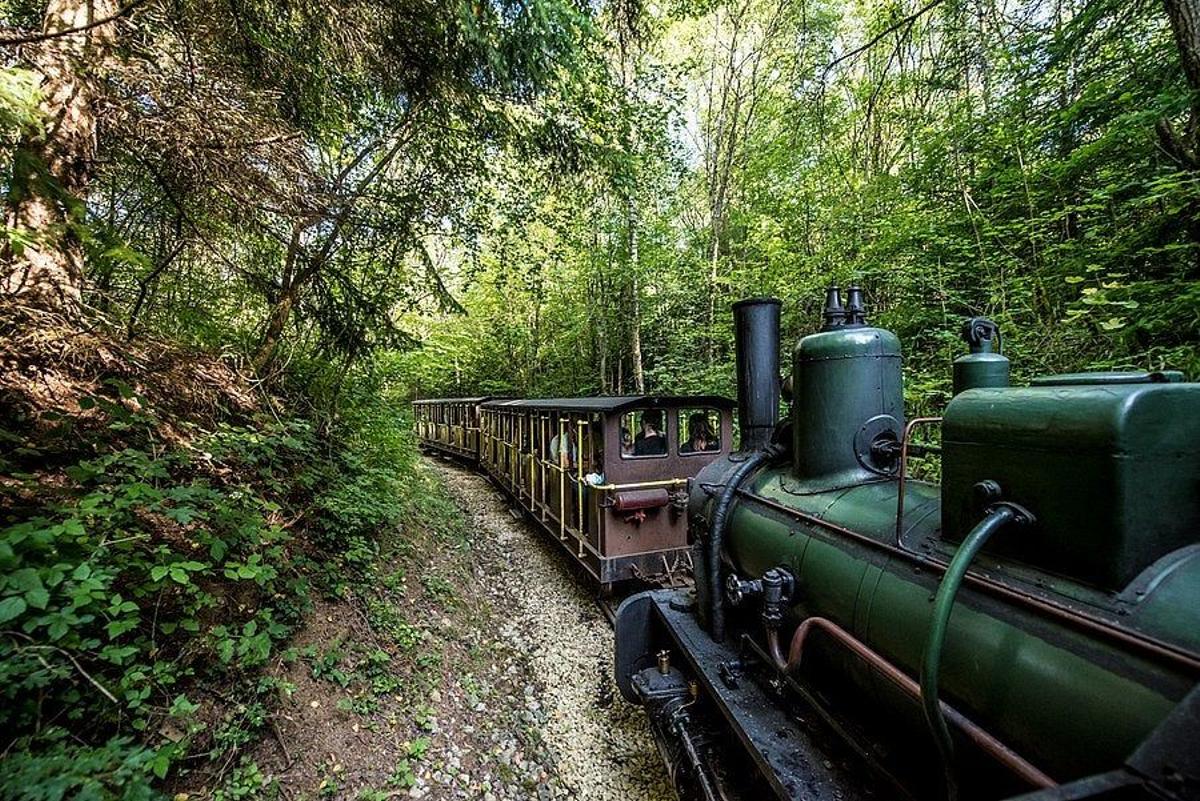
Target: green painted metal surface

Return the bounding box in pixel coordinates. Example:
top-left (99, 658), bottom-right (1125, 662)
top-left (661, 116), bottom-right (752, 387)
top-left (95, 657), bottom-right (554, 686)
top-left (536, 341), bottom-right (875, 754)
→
top-left (792, 326), bottom-right (903, 487)
top-left (723, 469), bottom-right (1196, 782)
top-left (942, 381), bottom-right (1200, 590)
top-left (952, 338), bottom-right (1009, 394)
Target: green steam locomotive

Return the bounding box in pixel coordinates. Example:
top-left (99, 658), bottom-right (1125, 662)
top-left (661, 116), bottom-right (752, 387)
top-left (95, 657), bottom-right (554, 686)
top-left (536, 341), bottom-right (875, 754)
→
top-left (614, 292), bottom-right (1200, 801)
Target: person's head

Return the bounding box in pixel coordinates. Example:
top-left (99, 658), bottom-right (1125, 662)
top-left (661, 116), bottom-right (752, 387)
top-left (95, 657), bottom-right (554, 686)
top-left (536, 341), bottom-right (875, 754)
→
top-left (621, 426), bottom-right (633, 451)
top-left (688, 413), bottom-right (711, 443)
top-left (641, 410), bottom-right (662, 433)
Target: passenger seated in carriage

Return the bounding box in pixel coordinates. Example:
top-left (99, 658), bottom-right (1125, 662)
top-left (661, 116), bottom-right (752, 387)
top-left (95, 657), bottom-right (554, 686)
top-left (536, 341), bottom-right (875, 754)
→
top-left (585, 420), bottom-right (605, 486)
top-left (549, 425), bottom-right (577, 469)
top-left (633, 410), bottom-right (667, 456)
top-left (680, 412), bottom-right (719, 453)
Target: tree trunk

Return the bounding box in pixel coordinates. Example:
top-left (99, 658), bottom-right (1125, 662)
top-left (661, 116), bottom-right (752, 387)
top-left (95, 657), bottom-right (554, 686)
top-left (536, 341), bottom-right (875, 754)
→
top-left (252, 282), bottom-right (299, 373)
top-left (1162, 0), bottom-right (1200, 273)
top-left (2, 0), bottom-right (120, 315)
top-left (1166, 0), bottom-right (1200, 128)
top-left (627, 196), bottom-right (645, 394)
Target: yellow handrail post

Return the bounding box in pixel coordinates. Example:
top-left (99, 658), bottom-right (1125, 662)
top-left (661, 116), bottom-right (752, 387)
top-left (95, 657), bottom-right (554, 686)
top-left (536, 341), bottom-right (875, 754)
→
top-left (540, 415), bottom-right (548, 521)
top-left (558, 417), bottom-right (566, 540)
top-left (576, 418), bottom-right (585, 556)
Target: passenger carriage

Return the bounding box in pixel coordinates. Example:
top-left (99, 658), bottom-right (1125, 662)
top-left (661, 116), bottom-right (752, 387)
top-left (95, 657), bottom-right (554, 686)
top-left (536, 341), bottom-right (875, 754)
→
top-left (476, 396), bottom-right (734, 590)
top-left (412, 397), bottom-right (493, 465)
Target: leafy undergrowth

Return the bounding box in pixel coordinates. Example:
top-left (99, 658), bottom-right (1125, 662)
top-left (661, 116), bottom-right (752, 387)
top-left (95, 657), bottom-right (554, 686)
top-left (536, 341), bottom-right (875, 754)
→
top-left (186, 468), bottom-right (493, 801)
top-left (0, 310), bottom-right (441, 800)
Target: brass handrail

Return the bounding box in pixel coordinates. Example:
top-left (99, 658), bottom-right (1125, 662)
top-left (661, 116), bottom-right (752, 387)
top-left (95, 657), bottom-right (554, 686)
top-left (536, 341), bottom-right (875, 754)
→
top-left (576, 418), bottom-right (585, 556)
top-left (589, 477), bottom-right (689, 492)
top-left (558, 417), bottom-right (566, 541)
top-left (894, 417), bottom-right (942, 543)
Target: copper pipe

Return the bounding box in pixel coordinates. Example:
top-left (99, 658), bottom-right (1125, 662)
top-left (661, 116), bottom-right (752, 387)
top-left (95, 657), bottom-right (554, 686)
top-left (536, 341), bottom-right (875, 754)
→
top-left (894, 416), bottom-right (942, 544)
top-left (737, 488), bottom-right (1200, 675)
top-left (767, 626), bottom-right (788, 669)
top-left (775, 616), bottom-right (1056, 790)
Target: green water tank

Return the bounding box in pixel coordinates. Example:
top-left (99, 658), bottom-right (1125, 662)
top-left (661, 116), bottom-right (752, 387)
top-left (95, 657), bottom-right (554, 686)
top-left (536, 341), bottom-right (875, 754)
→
top-left (952, 317), bottom-right (1009, 394)
top-left (942, 371), bottom-right (1200, 590)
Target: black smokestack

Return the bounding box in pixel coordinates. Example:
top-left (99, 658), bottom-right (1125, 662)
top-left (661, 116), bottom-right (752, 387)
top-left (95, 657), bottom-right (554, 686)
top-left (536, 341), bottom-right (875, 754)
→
top-left (732, 297), bottom-right (782, 451)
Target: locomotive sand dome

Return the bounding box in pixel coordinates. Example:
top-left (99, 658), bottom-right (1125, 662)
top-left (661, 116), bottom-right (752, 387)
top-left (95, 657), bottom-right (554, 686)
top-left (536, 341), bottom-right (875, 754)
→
top-left (615, 290), bottom-right (1200, 801)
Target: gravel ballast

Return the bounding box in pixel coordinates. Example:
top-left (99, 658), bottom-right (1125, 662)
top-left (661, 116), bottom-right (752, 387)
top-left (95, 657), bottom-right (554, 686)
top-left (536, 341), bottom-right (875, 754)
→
top-left (430, 458), bottom-right (673, 801)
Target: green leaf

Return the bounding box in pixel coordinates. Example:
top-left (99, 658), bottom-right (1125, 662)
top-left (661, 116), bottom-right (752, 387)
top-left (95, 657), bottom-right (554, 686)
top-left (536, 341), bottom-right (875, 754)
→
top-left (48, 619), bottom-right (68, 640)
top-left (24, 586), bottom-right (49, 609)
top-left (0, 596), bottom-right (27, 623)
top-left (169, 568), bottom-right (189, 584)
top-left (8, 568), bottom-right (43, 593)
top-left (166, 506), bottom-right (199, 524)
top-left (106, 619), bottom-right (137, 638)
top-left (150, 566), bottom-right (169, 582)
top-left (169, 694), bottom-right (200, 717)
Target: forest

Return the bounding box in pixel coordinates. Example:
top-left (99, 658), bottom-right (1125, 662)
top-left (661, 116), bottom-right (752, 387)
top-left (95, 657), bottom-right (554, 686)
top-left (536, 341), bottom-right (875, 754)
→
top-left (0, 0), bottom-right (1198, 798)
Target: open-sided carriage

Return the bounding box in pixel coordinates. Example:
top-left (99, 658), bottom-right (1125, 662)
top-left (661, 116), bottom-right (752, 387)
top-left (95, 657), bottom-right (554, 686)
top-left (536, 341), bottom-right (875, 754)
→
top-left (412, 396), bottom-right (493, 464)
top-left (477, 396), bottom-right (734, 589)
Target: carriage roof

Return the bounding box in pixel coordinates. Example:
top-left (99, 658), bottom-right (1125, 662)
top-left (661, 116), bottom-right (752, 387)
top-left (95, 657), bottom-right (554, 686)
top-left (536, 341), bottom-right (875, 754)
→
top-left (479, 395), bottom-right (734, 413)
top-left (411, 396), bottom-right (497, 405)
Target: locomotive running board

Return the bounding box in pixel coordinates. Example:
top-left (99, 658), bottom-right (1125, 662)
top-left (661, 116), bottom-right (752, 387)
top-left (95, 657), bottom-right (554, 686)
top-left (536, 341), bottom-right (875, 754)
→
top-left (615, 590), bottom-right (878, 801)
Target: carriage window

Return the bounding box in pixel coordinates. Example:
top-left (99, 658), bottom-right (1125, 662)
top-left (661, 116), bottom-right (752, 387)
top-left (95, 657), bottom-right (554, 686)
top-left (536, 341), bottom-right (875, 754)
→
top-left (679, 408), bottom-right (721, 455)
top-left (620, 409), bottom-right (668, 458)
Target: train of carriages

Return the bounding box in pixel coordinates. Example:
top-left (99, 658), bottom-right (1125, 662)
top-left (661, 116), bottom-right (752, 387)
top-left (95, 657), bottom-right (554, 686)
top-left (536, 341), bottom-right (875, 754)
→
top-left (414, 290), bottom-right (1200, 801)
top-left (413, 393), bottom-right (737, 589)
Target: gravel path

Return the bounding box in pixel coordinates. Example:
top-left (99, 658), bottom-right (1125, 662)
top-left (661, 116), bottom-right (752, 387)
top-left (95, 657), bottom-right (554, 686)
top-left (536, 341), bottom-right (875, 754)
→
top-left (429, 458), bottom-right (673, 801)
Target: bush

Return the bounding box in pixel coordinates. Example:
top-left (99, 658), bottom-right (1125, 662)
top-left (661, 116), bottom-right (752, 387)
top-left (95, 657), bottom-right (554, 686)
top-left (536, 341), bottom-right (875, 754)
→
top-left (0, 358), bottom-right (425, 796)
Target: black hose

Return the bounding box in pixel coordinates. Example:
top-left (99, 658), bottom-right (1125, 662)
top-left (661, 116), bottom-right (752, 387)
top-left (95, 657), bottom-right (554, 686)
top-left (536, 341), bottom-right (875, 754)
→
top-left (709, 443), bottom-right (785, 641)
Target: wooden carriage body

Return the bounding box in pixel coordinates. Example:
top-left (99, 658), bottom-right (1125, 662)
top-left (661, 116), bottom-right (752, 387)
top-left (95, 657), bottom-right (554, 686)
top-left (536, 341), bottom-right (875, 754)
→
top-left (476, 396), bottom-right (734, 587)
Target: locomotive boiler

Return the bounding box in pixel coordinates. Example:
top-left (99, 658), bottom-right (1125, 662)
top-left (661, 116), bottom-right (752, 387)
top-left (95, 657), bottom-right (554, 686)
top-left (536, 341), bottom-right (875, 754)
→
top-left (614, 292), bottom-right (1200, 801)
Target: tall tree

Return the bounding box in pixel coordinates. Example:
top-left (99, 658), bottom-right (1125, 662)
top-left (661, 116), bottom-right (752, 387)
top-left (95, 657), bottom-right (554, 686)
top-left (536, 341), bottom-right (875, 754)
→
top-left (3, 0), bottom-right (121, 314)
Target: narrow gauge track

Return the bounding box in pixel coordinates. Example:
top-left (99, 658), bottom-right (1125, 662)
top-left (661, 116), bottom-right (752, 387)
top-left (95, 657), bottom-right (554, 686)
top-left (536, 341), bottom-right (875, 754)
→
top-left (421, 445), bottom-right (679, 628)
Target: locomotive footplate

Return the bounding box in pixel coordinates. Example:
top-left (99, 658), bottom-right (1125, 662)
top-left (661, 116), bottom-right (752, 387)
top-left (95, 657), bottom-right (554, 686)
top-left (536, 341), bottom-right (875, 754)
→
top-left (616, 589), bottom-right (882, 801)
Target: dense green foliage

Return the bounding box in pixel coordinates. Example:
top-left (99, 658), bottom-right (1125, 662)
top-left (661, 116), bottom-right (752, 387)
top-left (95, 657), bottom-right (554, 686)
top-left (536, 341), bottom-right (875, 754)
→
top-left (0, 351), bottom-right (431, 797)
top-left (2, 0), bottom-right (593, 794)
top-left (401, 0), bottom-right (1200, 406)
top-left (2, 0), bottom-right (1199, 796)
